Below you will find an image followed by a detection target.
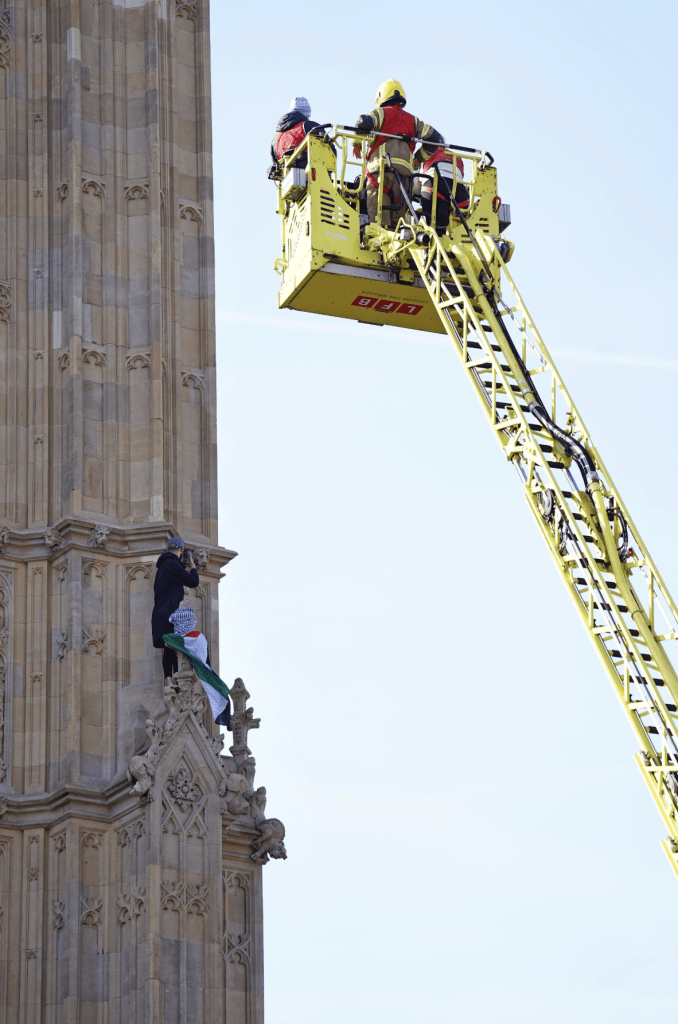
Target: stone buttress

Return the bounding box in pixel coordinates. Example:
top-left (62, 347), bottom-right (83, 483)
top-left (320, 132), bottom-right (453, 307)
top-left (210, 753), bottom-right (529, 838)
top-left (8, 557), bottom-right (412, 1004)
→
top-left (0, 1), bottom-right (283, 1020)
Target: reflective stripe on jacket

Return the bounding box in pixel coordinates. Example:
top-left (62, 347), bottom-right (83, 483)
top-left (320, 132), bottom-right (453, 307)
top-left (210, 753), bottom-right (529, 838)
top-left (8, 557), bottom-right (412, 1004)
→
top-left (422, 146), bottom-right (464, 178)
top-left (363, 106), bottom-right (433, 177)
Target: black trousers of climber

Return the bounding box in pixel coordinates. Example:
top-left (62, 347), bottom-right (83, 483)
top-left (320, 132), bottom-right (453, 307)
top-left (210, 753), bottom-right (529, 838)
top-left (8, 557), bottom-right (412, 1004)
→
top-left (162, 644), bottom-right (178, 679)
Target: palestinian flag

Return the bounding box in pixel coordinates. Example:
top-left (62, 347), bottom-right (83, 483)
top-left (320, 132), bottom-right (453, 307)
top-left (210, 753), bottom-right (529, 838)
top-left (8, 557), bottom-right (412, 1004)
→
top-left (163, 631), bottom-right (231, 727)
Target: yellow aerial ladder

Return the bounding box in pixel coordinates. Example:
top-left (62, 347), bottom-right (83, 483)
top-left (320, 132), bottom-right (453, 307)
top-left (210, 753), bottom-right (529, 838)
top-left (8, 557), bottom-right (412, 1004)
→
top-left (273, 126), bottom-right (678, 878)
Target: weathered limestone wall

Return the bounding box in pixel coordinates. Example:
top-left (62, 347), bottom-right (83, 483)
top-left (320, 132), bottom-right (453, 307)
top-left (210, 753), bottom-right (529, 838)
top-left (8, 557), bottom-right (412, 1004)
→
top-left (0, 2), bottom-right (283, 1020)
top-left (0, 0), bottom-right (219, 534)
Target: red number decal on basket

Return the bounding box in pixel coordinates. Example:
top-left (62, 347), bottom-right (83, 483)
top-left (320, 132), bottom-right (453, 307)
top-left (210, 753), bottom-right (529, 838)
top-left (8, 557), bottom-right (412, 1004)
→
top-left (397, 303), bottom-right (423, 316)
top-left (352, 295), bottom-right (377, 308)
top-left (374, 300), bottom-right (399, 313)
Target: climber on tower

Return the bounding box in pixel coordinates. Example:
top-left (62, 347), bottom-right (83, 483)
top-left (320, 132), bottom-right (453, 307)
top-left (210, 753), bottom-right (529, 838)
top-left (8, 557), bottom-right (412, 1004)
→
top-left (152, 537), bottom-right (200, 684)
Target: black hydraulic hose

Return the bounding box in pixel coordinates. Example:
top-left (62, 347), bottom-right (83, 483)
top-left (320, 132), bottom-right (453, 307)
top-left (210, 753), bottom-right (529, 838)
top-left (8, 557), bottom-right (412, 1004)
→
top-left (387, 159), bottom-right (599, 491)
top-left (438, 174), bottom-right (599, 491)
top-left (528, 402), bottom-right (599, 488)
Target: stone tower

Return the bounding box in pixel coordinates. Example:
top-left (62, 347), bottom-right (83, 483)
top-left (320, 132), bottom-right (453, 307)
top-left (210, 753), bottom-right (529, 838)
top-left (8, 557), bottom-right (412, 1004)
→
top-left (0, 1), bottom-right (284, 1020)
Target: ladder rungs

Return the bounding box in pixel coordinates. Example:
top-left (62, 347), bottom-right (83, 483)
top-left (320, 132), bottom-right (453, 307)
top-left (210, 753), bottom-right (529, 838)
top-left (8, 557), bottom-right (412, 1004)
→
top-left (609, 649), bottom-right (653, 662)
top-left (495, 401), bottom-right (530, 412)
top-left (467, 340), bottom-right (502, 352)
top-left (574, 576), bottom-right (624, 602)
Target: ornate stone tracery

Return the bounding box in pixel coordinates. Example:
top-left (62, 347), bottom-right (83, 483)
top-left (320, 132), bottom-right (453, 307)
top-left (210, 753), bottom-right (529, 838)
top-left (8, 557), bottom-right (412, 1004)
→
top-left (176, 0), bottom-right (199, 21)
top-left (166, 762), bottom-right (203, 810)
top-left (161, 879), bottom-right (209, 915)
top-left (117, 886), bottom-right (146, 923)
top-left (0, 13), bottom-right (12, 73)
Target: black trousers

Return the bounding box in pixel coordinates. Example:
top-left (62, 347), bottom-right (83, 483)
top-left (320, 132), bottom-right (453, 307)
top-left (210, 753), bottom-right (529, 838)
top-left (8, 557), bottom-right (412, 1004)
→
top-left (421, 173), bottom-right (470, 232)
top-left (162, 644), bottom-right (178, 679)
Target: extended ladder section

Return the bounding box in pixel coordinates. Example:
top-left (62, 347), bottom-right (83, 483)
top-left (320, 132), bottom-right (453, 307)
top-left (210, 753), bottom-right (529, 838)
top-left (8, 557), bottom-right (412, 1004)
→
top-left (404, 225), bottom-right (678, 877)
top-left (273, 129), bottom-right (678, 876)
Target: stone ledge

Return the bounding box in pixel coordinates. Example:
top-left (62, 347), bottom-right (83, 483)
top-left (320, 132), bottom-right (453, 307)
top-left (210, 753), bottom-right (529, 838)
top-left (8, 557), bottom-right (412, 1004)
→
top-left (0, 517), bottom-right (237, 571)
top-left (0, 773), bottom-right (139, 828)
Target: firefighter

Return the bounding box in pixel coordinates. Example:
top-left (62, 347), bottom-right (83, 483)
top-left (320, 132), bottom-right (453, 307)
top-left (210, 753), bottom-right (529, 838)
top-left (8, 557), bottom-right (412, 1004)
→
top-left (353, 80), bottom-right (439, 228)
top-left (413, 131), bottom-right (470, 234)
top-left (270, 97), bottom-right (319, 172)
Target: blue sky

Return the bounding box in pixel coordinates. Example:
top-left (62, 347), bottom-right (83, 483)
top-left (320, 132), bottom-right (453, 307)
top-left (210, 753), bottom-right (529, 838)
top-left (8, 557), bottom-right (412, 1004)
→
top-left (211, 2), bottom-right (678, 1021)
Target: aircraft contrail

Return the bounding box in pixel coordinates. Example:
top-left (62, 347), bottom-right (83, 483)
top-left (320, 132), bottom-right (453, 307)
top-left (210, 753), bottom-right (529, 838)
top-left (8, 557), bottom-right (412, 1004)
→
top-left (218, 311), bottom-right (678, 370)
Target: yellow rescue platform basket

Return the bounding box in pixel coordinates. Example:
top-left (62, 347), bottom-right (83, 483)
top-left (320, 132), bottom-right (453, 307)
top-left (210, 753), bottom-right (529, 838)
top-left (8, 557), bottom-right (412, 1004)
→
top-left (273, 126), bottom-right (511, 333)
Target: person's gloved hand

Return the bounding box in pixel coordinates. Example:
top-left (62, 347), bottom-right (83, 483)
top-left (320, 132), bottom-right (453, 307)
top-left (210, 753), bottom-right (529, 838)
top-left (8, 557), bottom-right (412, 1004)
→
top-left (352, 144), bottom-right (362, 159)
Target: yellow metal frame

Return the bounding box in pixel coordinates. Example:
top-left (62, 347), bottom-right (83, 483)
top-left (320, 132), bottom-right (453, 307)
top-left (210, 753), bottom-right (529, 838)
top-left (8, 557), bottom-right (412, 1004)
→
top-left (273, 127), bottom-right (678, 878)
top-left (275, 128), bottom-right (499, 333)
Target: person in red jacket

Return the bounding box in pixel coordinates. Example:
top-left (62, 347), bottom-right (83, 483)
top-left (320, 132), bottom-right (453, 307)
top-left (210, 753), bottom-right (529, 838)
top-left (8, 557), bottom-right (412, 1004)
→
top-left (414, 131), bottom-right (470, 234)
top-left (270, 96), bottom-right (319, 172)
top-left (353, 80), bottom-right (439, 228)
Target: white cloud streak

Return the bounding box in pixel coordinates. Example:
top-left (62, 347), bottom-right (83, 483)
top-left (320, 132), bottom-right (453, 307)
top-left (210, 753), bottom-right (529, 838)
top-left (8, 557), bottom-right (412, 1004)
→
top-left (217, 310), bottom-right (678, 370)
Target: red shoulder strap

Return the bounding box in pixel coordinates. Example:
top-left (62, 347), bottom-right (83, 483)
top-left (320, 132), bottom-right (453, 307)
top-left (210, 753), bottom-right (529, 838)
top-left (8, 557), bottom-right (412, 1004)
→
top-left (366, 107), bottom-right (416, 167)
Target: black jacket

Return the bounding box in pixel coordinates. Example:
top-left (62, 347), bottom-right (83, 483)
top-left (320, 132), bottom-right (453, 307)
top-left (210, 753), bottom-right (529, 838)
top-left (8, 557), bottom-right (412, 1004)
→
top-left (270, 111), bottom-right (319, 167)
top-left (151, 551), bottom-right (200, 648)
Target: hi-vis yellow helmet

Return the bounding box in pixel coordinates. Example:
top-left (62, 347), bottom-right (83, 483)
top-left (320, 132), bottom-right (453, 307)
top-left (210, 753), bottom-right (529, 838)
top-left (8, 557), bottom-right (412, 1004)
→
top-left (375, 79), bottom-right (407, 108)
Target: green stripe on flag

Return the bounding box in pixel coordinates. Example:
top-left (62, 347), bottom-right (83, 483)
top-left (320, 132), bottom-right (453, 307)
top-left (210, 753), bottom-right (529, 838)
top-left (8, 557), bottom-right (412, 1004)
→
top-left (162, 634), bottom-right (231, 702)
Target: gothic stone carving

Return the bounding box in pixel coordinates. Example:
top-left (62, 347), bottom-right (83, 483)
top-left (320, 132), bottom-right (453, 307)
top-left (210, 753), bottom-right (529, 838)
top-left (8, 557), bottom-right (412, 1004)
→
top-left (220, 772), bottom-right (249, 817)
top-left (55, 630), bottom-right (68, 662)
top-left (87, 524), bottom-right (111, 549)
top-left (80, 896), bottom-right (103, 927)
top-left (127, 718), bottom-right (165, 799)
top-left (81, 177), bottom-right (105, 198)
top-left (229, 678), bottom-right (260, 754)
top-left (0, 282), bottom-right (10, 324)
top-left (117, 887), bottom-right (146, 924)
top-left (0, 10), bottom-right (12, 72)
top-left (161, 880), bottom-right (208, 915)
top-left (176, 0), bottom-right (199, 21)
top-left (193, 546), bottom-right (209, 569)
top-left (179, 202), bottom-right (203, 224)
top-left (44, 527), bottom-right (64, 551)
top-left (166, 762), bottom-right (203, 811)
top-left (126, 673), bottom-right (288, 864)
top-left (53, 900), bottom-right (65, 930)
top-left (249, 786), bottom-right (287, 864)
top-left (124, 183), bottom-right (149, 202)
top-left (217, 680), bottom-right (288, 861)
top-left (82, 626), bottom-right (106, 657)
